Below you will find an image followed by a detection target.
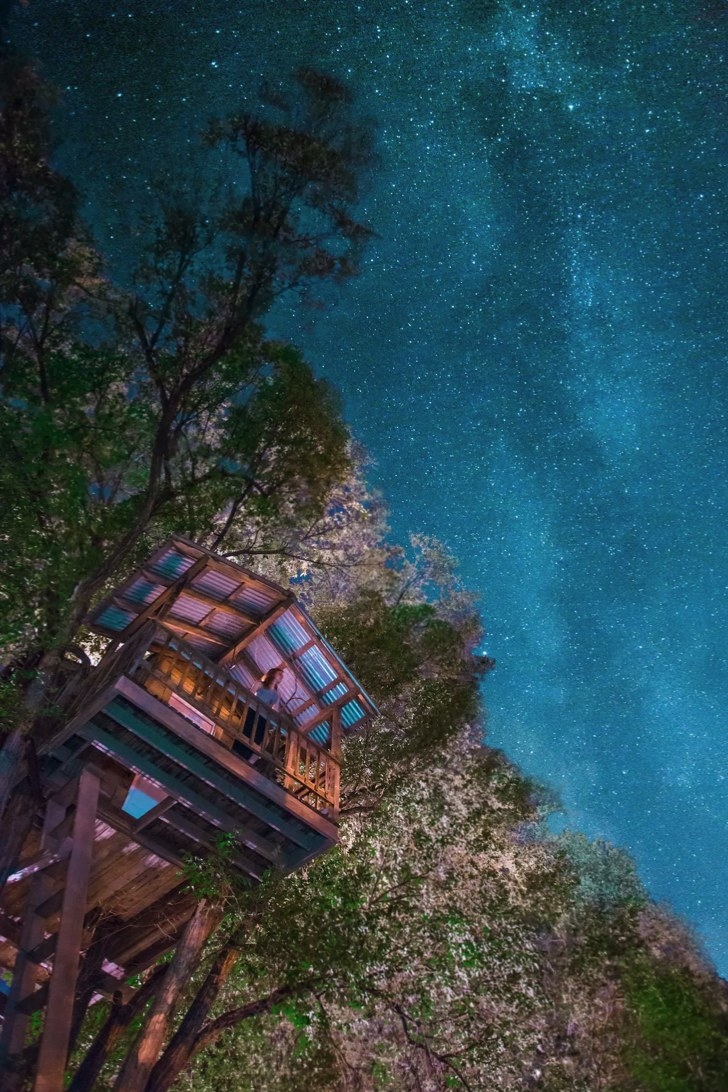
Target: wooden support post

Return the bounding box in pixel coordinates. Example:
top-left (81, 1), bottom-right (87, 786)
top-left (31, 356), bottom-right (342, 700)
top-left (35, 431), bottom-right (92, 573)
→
top-left (34, 767), bottom-right (101, 1092)
top-left (0, 797), bottom-right (65, 1066)
top-left (329, 708), bottom-right (342, 820)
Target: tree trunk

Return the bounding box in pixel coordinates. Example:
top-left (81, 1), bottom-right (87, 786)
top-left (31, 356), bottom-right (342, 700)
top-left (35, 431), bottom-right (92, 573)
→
top-left (67, 913), bottom-right (118, 1060)
top-left (192, 982), bottom-right (316, 1057)
top-left (0, 729), bottom-right (29, 816)
top-left (67, 966), bottom-right (166, 1092)
top-left (0, 733), bottom-right (43, 892)
top-left (112, 899), bottom-right (221, 1092)
top-left (159, 981), bottom-right (319, 1084)
top-left (145, 940), bottom-right (242, 1092)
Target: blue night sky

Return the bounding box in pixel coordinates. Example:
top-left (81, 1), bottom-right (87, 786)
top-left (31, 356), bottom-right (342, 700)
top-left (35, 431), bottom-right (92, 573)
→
top-left (11, 1), bottom-right (728, 975)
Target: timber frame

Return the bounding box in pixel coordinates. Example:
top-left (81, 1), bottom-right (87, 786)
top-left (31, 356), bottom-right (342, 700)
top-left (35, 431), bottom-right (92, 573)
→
top-left (0, 537), bottom-right (376, 1089)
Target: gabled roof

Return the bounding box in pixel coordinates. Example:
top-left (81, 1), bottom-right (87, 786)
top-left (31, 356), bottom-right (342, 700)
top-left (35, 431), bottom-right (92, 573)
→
top-left (88, 536), bottom-right (377, 742)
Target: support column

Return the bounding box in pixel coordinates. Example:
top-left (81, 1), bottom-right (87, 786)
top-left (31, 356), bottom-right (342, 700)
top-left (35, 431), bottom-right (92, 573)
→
top-left (329, 707), bottom-right (342, 820)
top-left (0, 796), bottom-right (66, 1067)
top-left (34, 766), bottom-right (100, 1092)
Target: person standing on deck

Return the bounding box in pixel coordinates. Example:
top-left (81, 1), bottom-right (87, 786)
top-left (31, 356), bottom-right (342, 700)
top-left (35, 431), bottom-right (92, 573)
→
top-left (234, 666), bottom-right (285, 761)
top-left (256, 666), bottom-right (284, 711)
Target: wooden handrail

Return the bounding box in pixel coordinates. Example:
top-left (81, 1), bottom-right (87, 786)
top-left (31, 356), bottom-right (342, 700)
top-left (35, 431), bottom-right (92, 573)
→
top-left (125, 624), bottom-right (339, 816)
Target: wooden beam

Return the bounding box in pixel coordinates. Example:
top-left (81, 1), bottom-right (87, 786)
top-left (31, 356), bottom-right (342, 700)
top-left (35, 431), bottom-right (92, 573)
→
top-left (38, 681), bottom-right (122, 757)
top-left (291, 601), bottom-right (378, 719)
top-left (16, 981), bottom-right (48, 1017)
top-left (115, 588), bottom-right (257, 633)
top-left (0, 796), bottom-right (66, 1064)
top-left (296, 688), bottom-right (360, 736)
top-left (100, 888), bottom-right (195, 971)
top-left (92, 554), bottom-right (209, 643)
top-left (217, 597), bottom-right (294, 665)
top-left (173, 587), bottom-right (257, 624)
top-left (133, 795), bottom-right (177, 831)
top-left (35, 767), bottom-right (101, 1092)
top-left (0, 910), bottom-right (22, 947)
top-left (114, 676), bottom-right (338, 844)
top-left (80, 719), bottom-right (287, 865)
top-left (159, 616), bottom-right (228, 648)
top-left (5, 839), bottom-right (73, 885)
top-left (96, 801), bottom-right (184, 869)
top-left (24, 904), bottom-right (106, 968)
top-left (157, 810), bottom-right (265, 882)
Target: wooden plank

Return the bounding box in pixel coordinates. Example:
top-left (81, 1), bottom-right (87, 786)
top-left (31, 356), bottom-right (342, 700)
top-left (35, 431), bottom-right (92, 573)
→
top-left (0, 796), bottom-right (66, 1062)
top-left (157, 809), bottom-right (265, 882)
top-left (38, 682), bottom-right (122, 757)
top-left (0, 910), bottom-right (22, 947)
top-left (25, 904), bottom-right (103, 967)
top-left (101, 889), bottom-right (195, 970)
top-left (79, 720), bottom-right (288, 866)
top-left (95, 802), bottom-right (183, 868)
top-left (133, 796), bottom-right (177, 832)
top-left (5, 839), bottom-right (73, 885)
top-left (35, 767), bottom-right (101, 1092)
top-left (16, 981), bottom-right (48, 1016)
top-left (295, 687), bottom-right (360, 736)
top-left (217, 597), bottom-right (294, 666)
top-left (114, 676), bottom-right (338, 843)
top-left (159, 616), bottom-right (228, 648)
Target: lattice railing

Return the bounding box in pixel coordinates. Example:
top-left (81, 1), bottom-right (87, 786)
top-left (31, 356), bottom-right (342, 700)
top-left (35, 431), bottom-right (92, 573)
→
top-left (126, 624), bottom-right (339, 816)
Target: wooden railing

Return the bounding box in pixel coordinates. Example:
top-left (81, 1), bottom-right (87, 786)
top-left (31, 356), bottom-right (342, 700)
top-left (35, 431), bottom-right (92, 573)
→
top-left (123, 624), bottom-right (339, 817)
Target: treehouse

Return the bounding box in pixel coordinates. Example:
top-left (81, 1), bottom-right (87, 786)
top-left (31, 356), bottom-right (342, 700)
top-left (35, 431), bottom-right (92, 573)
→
top-left (0, 536), bottom-right (376, 1089)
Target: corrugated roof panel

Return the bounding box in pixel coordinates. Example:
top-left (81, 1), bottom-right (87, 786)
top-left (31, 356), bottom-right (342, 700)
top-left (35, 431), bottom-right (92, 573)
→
top-left (203, 611), bottom-right (247, 640)
top-left (148, 548), bottom-right (195, 580)
top-left (168, 594), bottom-right (209, 625)
top-left (293, 705), bottom-right (316, 727)
top-left (232, 584), bottom-right (280, 618)
top-left (191, 570), bottom-right (240, 601)
top-left (341, 699), bottom-right (365, 729)
top-left (96, 605), bottom-right (135, 633)
top-left (298, 647), bottom-right (337, 691)
top-left (318, 631), bottom-right (376, 709)
top-left (286, 683), bottom-right (315, 716)
top-left (269, 614), bottom-right (309, 656)
top-left (309, 721), bottom-right (331, 747)
top-left (229, 662), bottom-right (257, 691)
top-left (124, 578), bottom-right (164, 606)
top-left (246, 634), bottom-right (285, 677)
top-left (276, 610), bottom-right (309, 650)
top-left (321, 682), bottom-right (348, 705)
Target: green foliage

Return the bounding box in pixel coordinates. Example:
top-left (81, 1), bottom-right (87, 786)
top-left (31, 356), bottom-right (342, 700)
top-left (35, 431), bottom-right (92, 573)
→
top-left (558, 831), bottom-right (647, 912)
top-left (622, 958), bottom-right (728, 1092)
top-left (4, 52), bottom-right (728, 1092)
top-left (0, 62), bottom-right (366, 664)
top-left (320, 591), bottom-right (482, 759)
top-left (182, 833), bottom-right (256, 906)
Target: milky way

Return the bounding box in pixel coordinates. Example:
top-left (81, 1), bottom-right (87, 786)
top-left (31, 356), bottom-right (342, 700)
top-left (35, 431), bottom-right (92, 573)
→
top-left (11, 0), bottom-right (728, 974)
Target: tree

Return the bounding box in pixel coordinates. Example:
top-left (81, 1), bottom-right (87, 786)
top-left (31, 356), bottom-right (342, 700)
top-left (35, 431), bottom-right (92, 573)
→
top-left (0, 62), bottom-right (373, 863)
top-left (3, 50), bottom-right (728, 1092)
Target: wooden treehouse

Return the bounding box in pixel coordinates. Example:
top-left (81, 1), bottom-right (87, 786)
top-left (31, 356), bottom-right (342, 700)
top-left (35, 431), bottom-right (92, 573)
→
top-left (0, 537), bottom-right (376, 1089)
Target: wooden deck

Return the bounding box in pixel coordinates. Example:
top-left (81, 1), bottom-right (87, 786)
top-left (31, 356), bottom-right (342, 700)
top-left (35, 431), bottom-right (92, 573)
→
top-left (0, 540), bottom-right (376, 1088)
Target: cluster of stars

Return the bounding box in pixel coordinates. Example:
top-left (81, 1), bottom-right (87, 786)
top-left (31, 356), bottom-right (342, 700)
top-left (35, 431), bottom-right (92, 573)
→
top-left (11, 0), bottom-right (728, 978)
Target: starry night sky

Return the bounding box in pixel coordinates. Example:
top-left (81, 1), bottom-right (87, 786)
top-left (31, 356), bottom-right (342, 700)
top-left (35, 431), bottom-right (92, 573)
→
top-left (10, 1), bottom-right (728, 975)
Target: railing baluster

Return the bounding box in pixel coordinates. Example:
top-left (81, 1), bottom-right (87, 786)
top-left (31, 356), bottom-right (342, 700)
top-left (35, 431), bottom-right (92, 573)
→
top-left (128, 627), bottom-right (339, 809)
